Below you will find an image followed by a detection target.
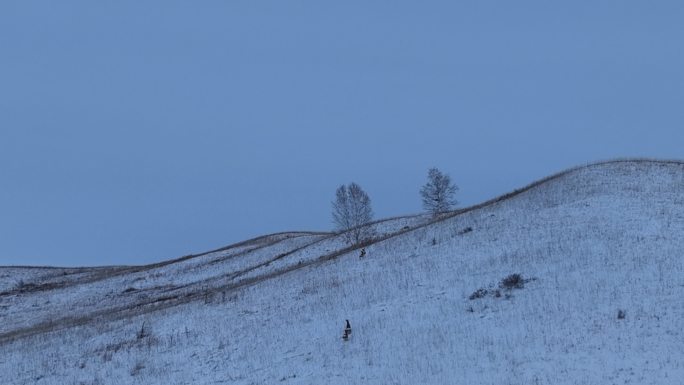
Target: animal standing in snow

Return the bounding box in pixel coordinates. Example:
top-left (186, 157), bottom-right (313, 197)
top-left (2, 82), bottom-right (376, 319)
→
top-left (342, 319), bottom-right (352, 340)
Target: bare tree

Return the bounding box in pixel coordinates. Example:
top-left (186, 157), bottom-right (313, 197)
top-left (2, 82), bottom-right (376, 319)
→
top-left (332, 183), bottom-right (374, 244)
top-left (420, 168), bottom-right (458, 217)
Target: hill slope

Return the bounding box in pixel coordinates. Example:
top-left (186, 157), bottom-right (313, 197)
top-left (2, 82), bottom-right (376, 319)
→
top-left (1, 159), bottom-right (683, 384)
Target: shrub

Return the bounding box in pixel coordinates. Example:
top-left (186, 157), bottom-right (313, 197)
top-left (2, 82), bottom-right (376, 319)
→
top-left (469, 274), bottom-right (534, 301)
top-left (469, 288), bottom-right (488, 300)
top-left (617, 309), bottom-right (626, 319)
top-left (500, 273), bottom-right (524, 290)
top-left (457, 227), bottom-right (473, 235)
top-left (130, 361), bottom-right (145, 376)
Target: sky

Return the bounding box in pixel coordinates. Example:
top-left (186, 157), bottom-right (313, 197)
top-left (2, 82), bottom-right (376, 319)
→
top-left (1, 1), bottom-right (683, 267)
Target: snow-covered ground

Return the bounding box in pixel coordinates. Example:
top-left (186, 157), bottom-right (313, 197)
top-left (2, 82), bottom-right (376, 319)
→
top-left (1, 159), bottom-right (683, 384)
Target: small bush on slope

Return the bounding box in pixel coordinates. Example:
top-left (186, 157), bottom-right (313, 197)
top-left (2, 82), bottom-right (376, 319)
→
top-left (469, 274), bottom-right (535, 301)
top-left (500, 273), bottom-right (524, 290)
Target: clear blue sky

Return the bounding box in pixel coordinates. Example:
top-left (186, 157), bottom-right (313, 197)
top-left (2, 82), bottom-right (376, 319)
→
top-left (1, 1), bottom-right (682, 266)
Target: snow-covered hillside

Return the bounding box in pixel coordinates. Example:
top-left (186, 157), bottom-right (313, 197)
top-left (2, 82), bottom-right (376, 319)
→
top-left (1, 159), bottom-right (683, 384)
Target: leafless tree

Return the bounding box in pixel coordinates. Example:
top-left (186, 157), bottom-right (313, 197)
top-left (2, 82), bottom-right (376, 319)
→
top-left (420, 168), bottom-right (458, 217)
top-left (332, 183), bottom-right (374, 244)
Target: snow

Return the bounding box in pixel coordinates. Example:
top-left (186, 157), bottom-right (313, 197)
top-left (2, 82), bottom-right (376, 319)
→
top-left (1, 159), bottom-right (683, 384)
